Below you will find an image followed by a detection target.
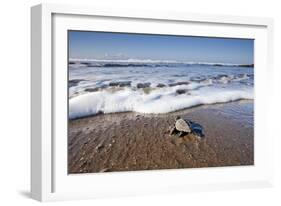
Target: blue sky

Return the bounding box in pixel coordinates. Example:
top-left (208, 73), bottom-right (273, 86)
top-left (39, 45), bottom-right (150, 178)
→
top-left (68, 31), bottom-right (254, 64)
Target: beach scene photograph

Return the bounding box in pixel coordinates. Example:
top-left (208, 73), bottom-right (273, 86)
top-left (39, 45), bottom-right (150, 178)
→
top-left (68, 31), bottom-right (254, 174)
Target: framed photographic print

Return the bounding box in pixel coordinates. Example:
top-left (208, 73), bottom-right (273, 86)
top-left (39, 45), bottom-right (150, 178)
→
top-left (31, 3), bottom-right (274, 201)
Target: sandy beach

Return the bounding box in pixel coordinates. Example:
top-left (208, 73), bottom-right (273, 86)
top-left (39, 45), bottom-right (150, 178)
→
top-left (68, 100), bottom-right (254, 174)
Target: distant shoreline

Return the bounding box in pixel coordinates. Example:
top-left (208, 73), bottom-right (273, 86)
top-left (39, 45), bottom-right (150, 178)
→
top-left (68, 59), bottom-right (254, 68)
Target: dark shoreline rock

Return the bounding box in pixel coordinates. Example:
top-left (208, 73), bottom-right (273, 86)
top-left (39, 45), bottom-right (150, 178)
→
top-left (84, 85), bottom-right (108, 93)
top-left (137, 82), bottom-right (151, 88)
top-left (168, 81), bottom-right (190, 87)
top-left (176, 89), bottom-right (188, 95)
top-left (69, 79), bottom-right (85, 88)
top-left (84, 88), bottom-right (100, 92)
top-left (156, 83), bottom-right (166, 88)
top-left (109, 81), bottom-right (131, 87)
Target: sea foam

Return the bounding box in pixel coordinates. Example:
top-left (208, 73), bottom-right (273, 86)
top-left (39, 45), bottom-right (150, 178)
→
top-left (68, 61), bottom-right (254, 119)
top-left (69, 86), bottom-right (253, 119)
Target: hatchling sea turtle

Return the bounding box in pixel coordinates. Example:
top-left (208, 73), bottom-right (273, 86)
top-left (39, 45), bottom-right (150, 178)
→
top-left (170, 116), bottom-right (204, 139)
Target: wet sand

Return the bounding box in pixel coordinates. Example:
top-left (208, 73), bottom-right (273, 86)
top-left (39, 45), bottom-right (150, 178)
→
top-left (68, 100), bottom-right (254, 174)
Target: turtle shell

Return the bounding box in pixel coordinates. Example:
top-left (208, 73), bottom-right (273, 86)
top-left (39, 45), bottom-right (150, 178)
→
top-left (175, 118), bottom-right (191, 133)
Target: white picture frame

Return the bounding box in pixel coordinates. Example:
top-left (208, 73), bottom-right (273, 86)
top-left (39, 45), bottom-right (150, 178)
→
top-left (31, 3), bottom-right (274, 202)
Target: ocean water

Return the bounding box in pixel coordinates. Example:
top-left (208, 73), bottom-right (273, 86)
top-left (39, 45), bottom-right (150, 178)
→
top-left (68, 60), bottom-right (254, 119)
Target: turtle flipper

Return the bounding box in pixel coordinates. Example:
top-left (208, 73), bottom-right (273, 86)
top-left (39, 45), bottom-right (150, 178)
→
top-left (169, 126), bottom-right (177, 135)
top-left (187, 121), bottom-right (204, 138)
top-left (177, 131), bottom-right (185, 137)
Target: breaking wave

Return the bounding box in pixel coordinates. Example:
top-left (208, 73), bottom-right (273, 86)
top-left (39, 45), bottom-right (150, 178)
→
top-left (69, 85), bottom-right (253, 119)
top-left (68, 60), bottom-right (254, 119)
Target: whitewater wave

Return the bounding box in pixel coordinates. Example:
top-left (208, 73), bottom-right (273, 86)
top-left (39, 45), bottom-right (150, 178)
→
top-left (68, 60), bottom-right (254, 119)
top-left (69, 86), bottom-right (253, 119)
